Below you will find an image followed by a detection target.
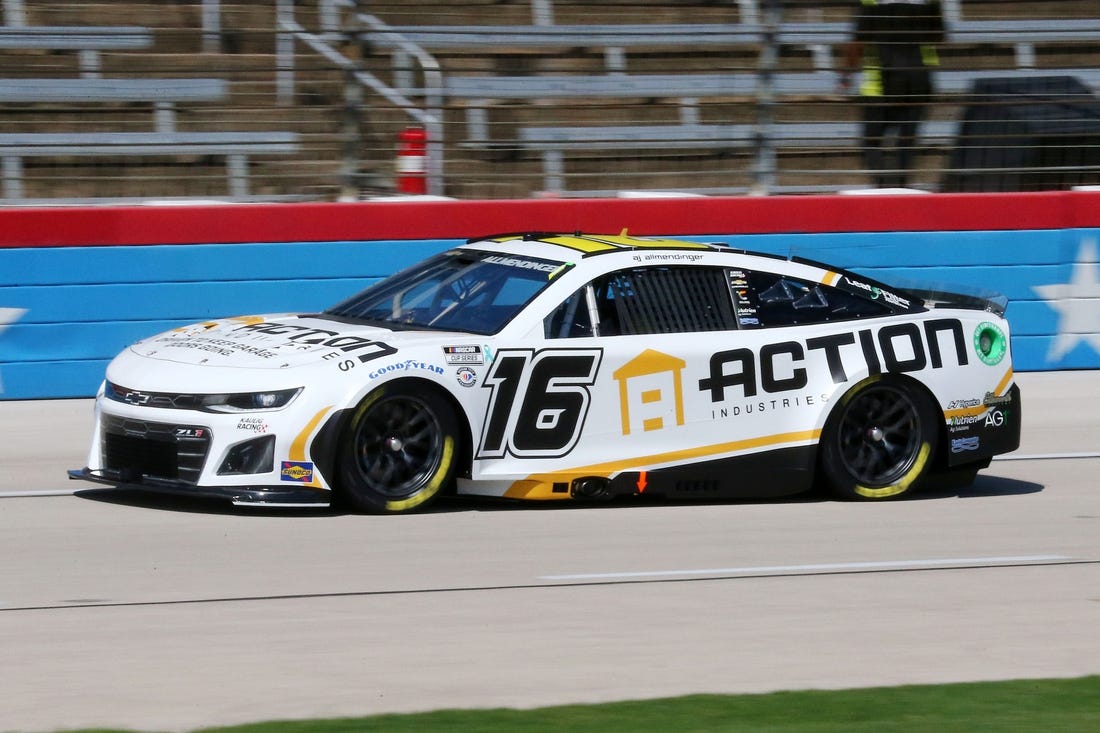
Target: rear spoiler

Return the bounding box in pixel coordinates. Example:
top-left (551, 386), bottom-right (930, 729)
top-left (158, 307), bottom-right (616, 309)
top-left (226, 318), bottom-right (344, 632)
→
top-left (896, 283), bottom-right (1008, 317)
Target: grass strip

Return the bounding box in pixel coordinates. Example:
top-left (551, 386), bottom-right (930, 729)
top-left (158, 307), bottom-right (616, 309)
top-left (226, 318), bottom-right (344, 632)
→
top-left (73, 676), bottom-right (1100, 733)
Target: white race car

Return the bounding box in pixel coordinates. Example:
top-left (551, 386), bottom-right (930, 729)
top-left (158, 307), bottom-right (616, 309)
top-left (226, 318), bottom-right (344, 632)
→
top-left (71, 232), bottom-right (1021, 512)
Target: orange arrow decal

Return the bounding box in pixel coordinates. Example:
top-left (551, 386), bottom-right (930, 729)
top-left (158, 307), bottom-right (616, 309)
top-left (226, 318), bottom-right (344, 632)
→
top-left (636, 471), bottom-right (648, 493)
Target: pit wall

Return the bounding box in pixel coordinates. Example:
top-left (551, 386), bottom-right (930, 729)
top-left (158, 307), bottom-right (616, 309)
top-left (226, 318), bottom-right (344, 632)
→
top-left (2, 191), bottom-right (1098, 400)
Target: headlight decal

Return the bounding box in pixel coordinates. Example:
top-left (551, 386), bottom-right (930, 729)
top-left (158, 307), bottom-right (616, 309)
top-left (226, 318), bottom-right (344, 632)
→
top-left (203, 387), bottom-right (303, 413)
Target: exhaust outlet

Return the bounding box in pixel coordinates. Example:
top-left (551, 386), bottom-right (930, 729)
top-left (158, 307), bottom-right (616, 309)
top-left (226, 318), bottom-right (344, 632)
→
top-left (570, 476), bottom-right (610, 499)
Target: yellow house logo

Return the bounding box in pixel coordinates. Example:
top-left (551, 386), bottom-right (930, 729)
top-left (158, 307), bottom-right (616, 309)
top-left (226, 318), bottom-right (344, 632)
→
top-left (613, 349), bottom-right (686, 434)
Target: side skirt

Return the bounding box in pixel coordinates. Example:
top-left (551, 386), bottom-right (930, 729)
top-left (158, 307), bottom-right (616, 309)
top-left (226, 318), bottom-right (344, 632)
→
top-left (607, 445), bottom-right (817, 500)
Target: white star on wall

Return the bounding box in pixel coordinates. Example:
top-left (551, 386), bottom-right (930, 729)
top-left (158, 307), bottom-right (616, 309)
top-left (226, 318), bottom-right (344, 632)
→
top-left (0, 307), bottom-right (25, 337)
top-left (0, 308), bottom-right (27, 394)
top-left (1032, 238), bottom-right (1100, 363)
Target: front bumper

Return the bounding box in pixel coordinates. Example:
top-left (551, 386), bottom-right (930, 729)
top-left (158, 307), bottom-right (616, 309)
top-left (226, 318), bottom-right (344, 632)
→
top-left (81, 378), bottom-right (345, 501)
top-left (67, 467), bottom-right (332, 507)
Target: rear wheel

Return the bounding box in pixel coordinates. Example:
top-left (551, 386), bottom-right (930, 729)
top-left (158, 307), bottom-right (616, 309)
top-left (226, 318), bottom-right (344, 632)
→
top-left (338, 384), bottom-right (458, 513)
top-left (820, 376), bottom-right (937, 500)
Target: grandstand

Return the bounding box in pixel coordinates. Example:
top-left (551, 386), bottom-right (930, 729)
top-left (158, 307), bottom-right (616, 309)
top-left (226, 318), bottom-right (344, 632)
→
top-left (1, 0), bottom-right (1099, 202)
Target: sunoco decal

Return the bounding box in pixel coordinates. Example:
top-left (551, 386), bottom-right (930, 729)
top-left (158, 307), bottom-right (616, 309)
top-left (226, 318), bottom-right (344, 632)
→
top-left (280, 461), bottom-right (314, 482)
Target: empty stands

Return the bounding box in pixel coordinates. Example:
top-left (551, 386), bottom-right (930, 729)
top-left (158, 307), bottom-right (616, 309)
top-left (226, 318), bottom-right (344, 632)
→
top-left (0, 4), bottom-right (301, 202)
top-left (1, 0), bottom-right (1098, 199)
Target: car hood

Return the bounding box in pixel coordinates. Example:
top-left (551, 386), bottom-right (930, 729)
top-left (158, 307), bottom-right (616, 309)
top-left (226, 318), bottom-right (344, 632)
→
top-left (128, 314), bottom-right (461, 369)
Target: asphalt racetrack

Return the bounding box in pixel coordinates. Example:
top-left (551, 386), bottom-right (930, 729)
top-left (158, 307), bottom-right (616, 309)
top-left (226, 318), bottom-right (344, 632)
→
top-left (2, 371), bottom-right (1099, 732)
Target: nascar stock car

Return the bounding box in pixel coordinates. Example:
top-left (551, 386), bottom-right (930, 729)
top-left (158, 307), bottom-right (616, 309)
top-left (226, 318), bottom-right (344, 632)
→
top-left (71, 232), bottom-right (1021, 513)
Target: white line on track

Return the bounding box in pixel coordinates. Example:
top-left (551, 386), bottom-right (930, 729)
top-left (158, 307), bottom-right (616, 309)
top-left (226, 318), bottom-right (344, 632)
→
top-left (0, 489), bottom-right (80, 498)
top-left (538, 555), bottom-right (1072, 581)
top-left (994, 451), bottom-right (1100, 461)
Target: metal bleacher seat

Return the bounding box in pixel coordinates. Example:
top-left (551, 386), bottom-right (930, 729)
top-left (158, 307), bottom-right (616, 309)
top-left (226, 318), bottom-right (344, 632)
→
top-left (518, 121), bottom-right (958, 193)
top-left (0, 25), bottom-right (151, 75)
top-left (0, 78), bottom-right (229, 131)
top-left (0, 132), bottom-right (301, 200)
top-left (509, 65), bottom-right (1100, 193)
top-left (384, 8), bottom-right (1100, 194)
top-left (0, 27), bottom-right (301, 201)
top-left (369, 23), bottom-right (762, 51)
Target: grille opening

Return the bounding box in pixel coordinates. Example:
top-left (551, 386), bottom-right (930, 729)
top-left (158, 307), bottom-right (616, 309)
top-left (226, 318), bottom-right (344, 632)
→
top-left (105, 433), bottom-right (178, 480)
top-left (100, 416), bottom-right (211, 485)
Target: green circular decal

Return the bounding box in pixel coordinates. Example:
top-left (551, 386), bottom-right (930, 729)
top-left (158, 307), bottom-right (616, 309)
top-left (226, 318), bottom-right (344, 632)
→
top-left (973, 322), bottom-right (1007, 366)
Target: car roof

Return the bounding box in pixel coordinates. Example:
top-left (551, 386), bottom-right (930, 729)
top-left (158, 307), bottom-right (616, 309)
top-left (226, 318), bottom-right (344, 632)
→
top-left (460, 232), bottom-right (927, 315)
top-left (472, 231), bottom-right (717, 256)
top-left (462, 231), bottom-right (796, 271)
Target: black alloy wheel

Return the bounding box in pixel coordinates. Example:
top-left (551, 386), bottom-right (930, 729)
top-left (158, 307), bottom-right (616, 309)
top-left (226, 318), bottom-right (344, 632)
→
top-left (338, 384), bottom-right (459, 513)
top-left (821, 377), bottom-right (937, 500)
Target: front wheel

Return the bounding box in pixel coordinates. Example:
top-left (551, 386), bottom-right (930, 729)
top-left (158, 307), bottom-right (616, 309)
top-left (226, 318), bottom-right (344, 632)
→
top-left (820, 376), bottom-right (938, 500)
top-left (337, 384), bottom-right (459, 514)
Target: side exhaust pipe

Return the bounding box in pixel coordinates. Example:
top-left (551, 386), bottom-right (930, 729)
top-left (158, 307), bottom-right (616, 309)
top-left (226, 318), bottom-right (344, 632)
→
top-left (570, 476), bottom-right (611, 500)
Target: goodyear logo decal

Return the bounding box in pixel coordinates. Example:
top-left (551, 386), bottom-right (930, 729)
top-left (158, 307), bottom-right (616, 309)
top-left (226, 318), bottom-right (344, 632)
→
top-left (280, 460), bottom-right (315, 483)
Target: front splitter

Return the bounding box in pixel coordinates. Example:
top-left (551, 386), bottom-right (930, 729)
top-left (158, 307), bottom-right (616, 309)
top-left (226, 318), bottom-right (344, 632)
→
top-left (67, 468), bottom-right (332, 508)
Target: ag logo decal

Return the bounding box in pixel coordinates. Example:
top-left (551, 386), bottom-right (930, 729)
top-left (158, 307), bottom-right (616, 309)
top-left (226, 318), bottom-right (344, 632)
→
top-left (477, 348), bottom-right (602, 459)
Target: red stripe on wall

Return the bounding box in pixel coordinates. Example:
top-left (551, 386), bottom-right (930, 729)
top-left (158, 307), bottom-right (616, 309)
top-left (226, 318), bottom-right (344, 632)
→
top-left (3, 191), bottom-right (1099, 248)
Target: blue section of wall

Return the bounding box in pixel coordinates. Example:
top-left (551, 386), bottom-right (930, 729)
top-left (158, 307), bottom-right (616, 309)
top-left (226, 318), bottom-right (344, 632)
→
top-left (0, 239), bottom-right (459, 399)
top-left (2, 230), bottom-right (1098, 399)
top-left (3, 239), bottom-right (457, 286)
top-left (716, 228), bottom-right (1100, 373)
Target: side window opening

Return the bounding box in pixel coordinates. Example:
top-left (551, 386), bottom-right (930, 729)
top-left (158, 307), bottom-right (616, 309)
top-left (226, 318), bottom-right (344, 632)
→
top-left (544, 266), bottom-right (736, 338)
top-left (606, 266), bottom-right (735, 335)
top-left (744, 271), bottom-right (892, 328)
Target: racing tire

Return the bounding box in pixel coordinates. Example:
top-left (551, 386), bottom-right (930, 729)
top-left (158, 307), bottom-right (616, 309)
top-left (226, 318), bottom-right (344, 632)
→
top-left (337, 383), bottom-right (459, 514)
top-left (820, 376), bottom-right (938, 501)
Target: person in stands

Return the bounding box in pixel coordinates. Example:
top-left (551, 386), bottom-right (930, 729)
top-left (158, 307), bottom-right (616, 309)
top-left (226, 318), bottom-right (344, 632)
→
top-left (840, 0), bottom-right (946, 187)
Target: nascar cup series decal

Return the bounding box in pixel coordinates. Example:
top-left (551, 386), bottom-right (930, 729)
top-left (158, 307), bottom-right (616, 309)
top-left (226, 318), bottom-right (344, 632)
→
top-left (443, 345), bottom-right (485, 365)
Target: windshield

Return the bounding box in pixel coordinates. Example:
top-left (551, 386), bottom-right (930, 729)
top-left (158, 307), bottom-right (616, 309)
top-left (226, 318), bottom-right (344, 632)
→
top-left (325, 249), bottom-right (569, 334)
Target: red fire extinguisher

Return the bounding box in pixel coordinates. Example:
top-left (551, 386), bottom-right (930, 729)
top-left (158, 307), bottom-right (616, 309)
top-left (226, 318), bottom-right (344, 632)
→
top-left (395, 126), bottom-right (428, 195)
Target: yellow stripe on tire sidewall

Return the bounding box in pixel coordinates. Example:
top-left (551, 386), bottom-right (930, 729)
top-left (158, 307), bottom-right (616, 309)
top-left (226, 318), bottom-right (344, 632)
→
top-left (854, 441), bottom-right (931, 499)
top-left (384, 435), bottom-right (454, 513)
